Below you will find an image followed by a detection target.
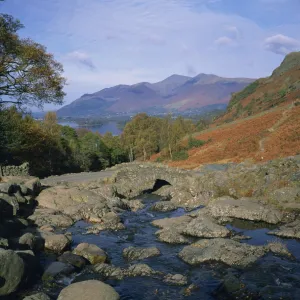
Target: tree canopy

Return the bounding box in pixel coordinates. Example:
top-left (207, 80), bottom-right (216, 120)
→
top-left (0, 13), bottom-right (66, 109)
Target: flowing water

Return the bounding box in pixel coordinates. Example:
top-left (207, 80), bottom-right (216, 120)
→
top-left (30, 194), bottom-right (300, 299)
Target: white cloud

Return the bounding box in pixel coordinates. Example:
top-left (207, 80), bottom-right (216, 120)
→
top-left (264, 34), bottom-right (300, 55)
top-left (66, 51), bottom-right (96, 70)
top-left (214, 36), bottom-right (235, 46)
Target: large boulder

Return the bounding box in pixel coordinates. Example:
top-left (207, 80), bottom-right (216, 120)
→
top-left (207, 196), bottom-right (284, 224)
top-left (28, 208), bottom-right (74, 228)
top-left (123, 246), bottom-right (160, 262)
top-left (182, 211), bottom-right (230, 238)
top-left (36, 186), bottom-right (106, 212)
top-left (73, 243), bottom-right (107, 265)
top-left (57, 280), bottom-right (120, 300)
top-left (152, 215), bottom-right (193, 244)
top-left (178, 238), bottom-right (291, 268)
top-left (0, 249), bottom-right (25, 296)
top-left (40, 232), bottom-right (72, 253)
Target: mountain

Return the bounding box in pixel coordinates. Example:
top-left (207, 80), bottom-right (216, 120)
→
top-left (216, 51), bottom-right (300, 124)
top-left (57, 73), bottom-right (255, 117)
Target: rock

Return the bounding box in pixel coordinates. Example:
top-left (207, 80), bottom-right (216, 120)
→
top-left (163, 274), bottom-right (188, 286)
top-left (127, 263), bottom-right (161, 277)
top-left (231, 234), bottom-right (252, 241)
top-left (73, 243), bottom-right (107, 264)
top-left (18, 233), bottom-right (43, 251)
top-left (93, 263), bottom-right (125, 280)
top-left (207, 196), bottom-right (284, 224)
top-left (42, 261), bottom-right (75, 282)
top-left (268, 219), bottom-right (300, 239)
top-left (122, 199), bottom-right (145, 212)
top-left (152, 215), bottom-right (193, 244)
top-left (182, 211), bottom-right (230, 238)
top-left (155, 228), bottom-right (193, 244)
top-left (57, 252), bottom-right (87, 269)
top-left (39, 224), bottom-right (55, 232)
top-left (23, 178), bottom-right (41, 196)
top-left (0, 237), bottom-right (9, 248)
top-left (23, 293), bottom-right (51, 300)
top-left (0, 193), bottom-right (19, 216)
top-left (123, 246), bottom-right (160, 261)
top-left (36, 186), bottom-right (106, 212)
top-left (150, 201), bottom-right (177, 212)
top-left (0, 249), bottom-right (25, 296)
top-left (41, 232), bottom-right (71, 253)
top-left (269, 187), bottom-right (300, 207)
top-left (266, 241), bottom-right (292, 258)
top-left (85, 211), bottom-right (124, 234)
top-left (28, 208), bottom-right (74, 228)
top-left (93, 263), bottom-right (162, 280)
top-left (178, 238), bottom-right (267, 268)
top-left (16, 250), bottom-right (42, 286)
top-left (152, 215), bottom-right (192, 229)
top-left (57, 280), bottom-right (120, 300)
top-left (0, 182), bottom-right (18, 194)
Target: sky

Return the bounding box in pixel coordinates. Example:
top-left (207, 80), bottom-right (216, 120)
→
top-left (1, 0), bottom-right (300, 110)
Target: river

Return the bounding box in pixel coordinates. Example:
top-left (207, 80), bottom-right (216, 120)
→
top-left (58, 121), bottom-right (122, 136)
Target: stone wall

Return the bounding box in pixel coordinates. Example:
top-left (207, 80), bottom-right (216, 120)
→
top-left (0, 162), bottom-right (30, 177)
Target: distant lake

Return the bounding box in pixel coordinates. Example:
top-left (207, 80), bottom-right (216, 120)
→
top-left (59, 121), bottom-right (122, 136)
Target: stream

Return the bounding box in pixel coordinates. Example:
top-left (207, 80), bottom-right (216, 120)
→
top-left (26, 193), bottom-right (300, 300)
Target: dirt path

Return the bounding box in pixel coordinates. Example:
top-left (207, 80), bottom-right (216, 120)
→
top-left (41, 170), bottom-right (116, 185)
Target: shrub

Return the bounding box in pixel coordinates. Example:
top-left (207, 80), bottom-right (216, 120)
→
top-left (172, 151), bottom-right (189, 161)
top-left (187, 136), bottom-right (205, 149)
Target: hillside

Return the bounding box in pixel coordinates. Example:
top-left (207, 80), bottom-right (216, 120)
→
top-left (57, 74), bottom-right (254, 117)
top-left (152, 52), bottom-right (300, 169)
top-left (216, 52), bottom-right (300, 124)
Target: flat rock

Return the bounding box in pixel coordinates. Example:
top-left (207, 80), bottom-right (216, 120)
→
top-left (150, 201), bottom-right (177, 212)
top-left (123, 246), bottom-right (160, 261)
top-left (268, 219), bottom-right (300, 239)
top-left (207, 196), bottom-right (284, 224)
top-left (152, 215), bottom-right (193, 244)
top-left (155, 228), bottom-right (193, 244)
top-left (73, 243), bottom-right (107, 264)
top-left (178, 238), bottom-right (267, 268)
top-left (182, 211), bottom-right (230, 238)
top-left (36, 186), bottom-right (106, 211)
top-left (0, 249), bottom-right (25, 296)
top-left (163, 274), bottom-right (188, 286)
top-left (28, 209), bottom-right (74, 228)
top-left (57, 280), bottom-right (120, 300)
top-left (23, 292), bottom-right (51, 300)
top-left (152, 215), bottom-right (192, 229)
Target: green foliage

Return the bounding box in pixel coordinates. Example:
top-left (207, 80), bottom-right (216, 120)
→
top-left (121, 113), bottom-right (196, 161)
top-left (0, 13), bottom-right (66, 109)
top-left (187, 136), bottom-right (205, 149)
top-left (279, 89), bottom-right (287, 98)
top-left (0, 109), bottom-right (128, 177)
top-left (228, 81), bottom-right (260, 110)
top-left (172, 151), bottom-right (189, 161)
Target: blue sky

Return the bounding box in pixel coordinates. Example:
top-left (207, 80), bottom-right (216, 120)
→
top-left (1, 0), bottom-right (300, 109)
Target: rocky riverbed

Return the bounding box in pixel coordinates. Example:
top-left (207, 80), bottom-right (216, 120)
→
top-left (1, 156), bottom-right (300, 299)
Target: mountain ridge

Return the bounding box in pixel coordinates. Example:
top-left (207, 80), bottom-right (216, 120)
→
top-left (57, 73), bottom-right (255, 117)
